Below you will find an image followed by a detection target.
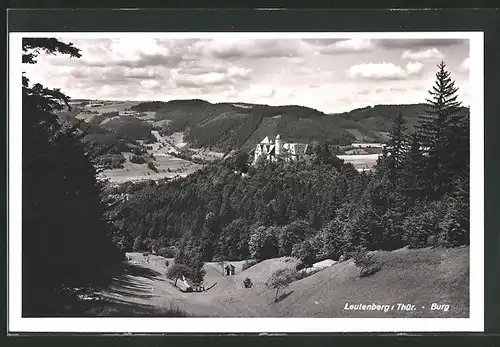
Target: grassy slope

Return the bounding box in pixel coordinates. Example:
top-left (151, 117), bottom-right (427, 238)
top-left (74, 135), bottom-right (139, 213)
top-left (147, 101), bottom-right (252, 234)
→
top-left (207, 247), bottom-right (469, 317)
top-left (278, 246), bottom-right (469, 318)
top-left (95, 247), bottom-right (469, 318)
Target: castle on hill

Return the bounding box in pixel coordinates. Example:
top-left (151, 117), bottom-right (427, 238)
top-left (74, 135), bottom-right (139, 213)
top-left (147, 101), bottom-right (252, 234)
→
top-left (252, 134), bottom-right (309, 165)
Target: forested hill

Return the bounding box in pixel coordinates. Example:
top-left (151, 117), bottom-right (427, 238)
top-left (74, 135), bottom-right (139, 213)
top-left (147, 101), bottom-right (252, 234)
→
top-left (105, 153), bottom-right (366, 262)
top-left (131, 100), bottom-right (469, 152)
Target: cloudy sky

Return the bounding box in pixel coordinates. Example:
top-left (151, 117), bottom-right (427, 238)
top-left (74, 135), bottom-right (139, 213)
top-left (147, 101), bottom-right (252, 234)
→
top-left (22, 36), bottom-right (470, 113)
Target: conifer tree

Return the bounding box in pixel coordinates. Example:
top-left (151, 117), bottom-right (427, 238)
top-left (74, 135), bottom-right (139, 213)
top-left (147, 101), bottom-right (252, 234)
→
top-left (416, 61), bottom-right (467, 198)
top-left (378, 111), bottom-right (408, 181)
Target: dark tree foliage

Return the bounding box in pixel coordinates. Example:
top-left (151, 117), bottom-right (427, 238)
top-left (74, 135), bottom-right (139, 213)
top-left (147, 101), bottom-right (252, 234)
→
top-left (108, 157), bottom-right (361, 262)
top-left (313, 143), bottom-right (345, 169)
top-left (22, 38), bottom-right (121, 316)
top-left (174, 249), bottom-right (206, 286)
top-left (377, 111), bottom-right (408, 182)
top-left (22, 38), bottom-right (81, 64)
top-left (130, 154), bottom-right (147, 164)
top-left (232, 151), bottom-right (250, 173)
top-left (243, 277), bottom-right (253, 288)
top-left (399, 133), bottom-right (426, 199)
top-left (291, 239), bottom-right (317, 267)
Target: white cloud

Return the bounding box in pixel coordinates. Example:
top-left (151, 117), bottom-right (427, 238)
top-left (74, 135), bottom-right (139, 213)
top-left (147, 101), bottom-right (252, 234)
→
top-left (460, 57), bottom-right (470, 72)
top-left (332, 39), bottom-right (375, 52)
top-left (172, 63), bottom-right (251, 88)
top-left (401, 48), bottom-right (445, 61)
top-left (226, 66), bottom-right (252, 78)
top-left (244, 84), bottom-right (277, 99)
top-left (348, 62), bottom-right (422, 80)
top-left (193, 39), bottom-right (307, 60)
top-left (314, 39), bottom-right (376, 54)
top-left (140, 80), bottom-right (161, 89)
top-left (405, 61), bottom-right (424, 75)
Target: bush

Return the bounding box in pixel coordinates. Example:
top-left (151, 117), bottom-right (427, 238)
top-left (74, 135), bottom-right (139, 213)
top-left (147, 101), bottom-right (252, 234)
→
top-left (291, 239), bottom-right (317, 268)
top-left (131, 146), bottom-right (148, 155)
top-left (95, 154), bottom-right (126, 169)
top-left (165, 260), bottom-right (170, 267)
top-left (130, 154), bottom-right (146, 164)
top-left (436, 195), bottom-right (469, 247)
top-left (158, 247), bottom-right (177, 258)
top-left (243, 277), bottom-right (253, 288)
top-left (402, 200), bottom-right (446, 248)
top-left (349, 249), bottom-right (381, 278)
top-left (242, 259), bottom-right (258, 271)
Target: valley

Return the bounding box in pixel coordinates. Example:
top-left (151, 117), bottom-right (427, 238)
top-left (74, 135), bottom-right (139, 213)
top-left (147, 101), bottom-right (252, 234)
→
top-left (64, 99), bottom-right (402, 184)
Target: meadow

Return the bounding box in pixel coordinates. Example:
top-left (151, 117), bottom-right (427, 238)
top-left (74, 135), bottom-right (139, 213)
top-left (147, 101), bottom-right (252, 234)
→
top-left (92, 246), bottom-right (469, 318)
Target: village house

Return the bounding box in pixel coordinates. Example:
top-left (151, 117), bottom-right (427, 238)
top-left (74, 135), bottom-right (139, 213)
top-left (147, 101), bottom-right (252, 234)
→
top-left (253, 134), bottom-right (309, 165)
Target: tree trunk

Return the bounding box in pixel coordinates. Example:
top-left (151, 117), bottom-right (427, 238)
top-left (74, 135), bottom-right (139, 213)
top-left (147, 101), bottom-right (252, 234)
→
top-left (275, 287), bottom-right (280, 302)
top-left (174, 278), bottom-right (178, 287)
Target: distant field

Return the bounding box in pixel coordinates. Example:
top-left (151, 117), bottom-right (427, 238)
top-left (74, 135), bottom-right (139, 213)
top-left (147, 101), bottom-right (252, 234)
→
top-left (137, 112), bottom-right (157, 122)
top-left (83, 101), bottom-right (142, 114)
top-left (338, 153), bottom-right (380, 170)
top-left (98, 152), bottom-right (202, 184)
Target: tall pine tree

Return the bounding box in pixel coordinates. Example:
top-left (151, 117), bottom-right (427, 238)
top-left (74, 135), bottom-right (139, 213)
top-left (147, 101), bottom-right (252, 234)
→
top-left (416, 61), bottom-right (467, 199)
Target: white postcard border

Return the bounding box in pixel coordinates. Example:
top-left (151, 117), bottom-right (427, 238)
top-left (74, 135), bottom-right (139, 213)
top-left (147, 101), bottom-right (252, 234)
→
top-left (8, 31), bottom-right (484, 333)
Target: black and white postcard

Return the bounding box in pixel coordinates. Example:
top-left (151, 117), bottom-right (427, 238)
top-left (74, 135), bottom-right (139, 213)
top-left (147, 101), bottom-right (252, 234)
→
top-left (8, 31), bottom-right (484, 333)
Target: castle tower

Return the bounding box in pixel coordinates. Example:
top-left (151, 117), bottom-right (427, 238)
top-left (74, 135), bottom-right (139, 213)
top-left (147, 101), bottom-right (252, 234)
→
top-left (275, 134), bottom-right (281, 156)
